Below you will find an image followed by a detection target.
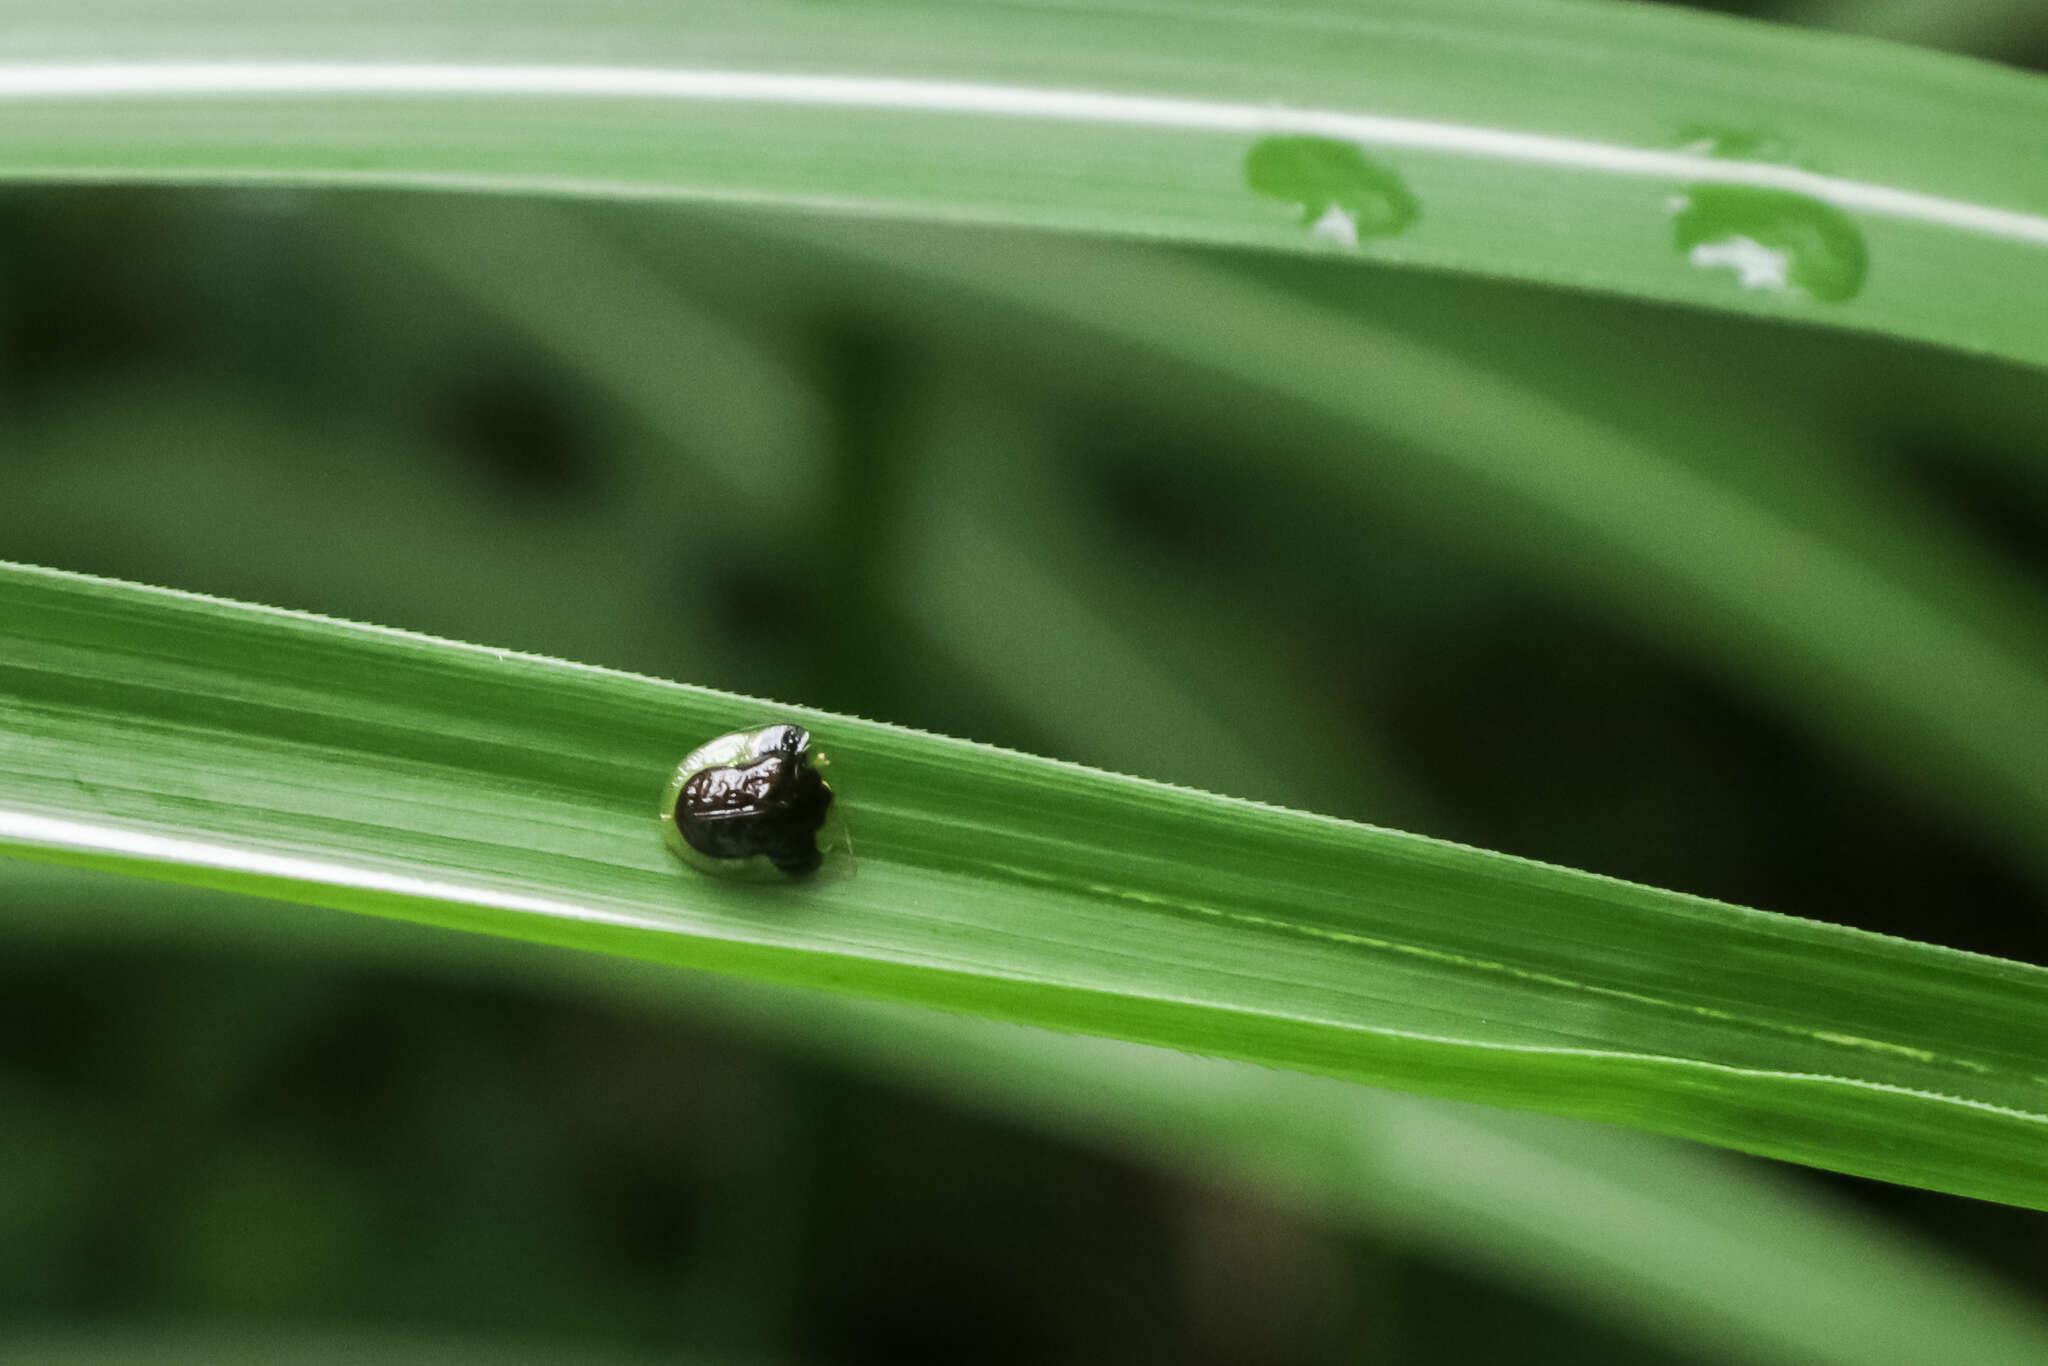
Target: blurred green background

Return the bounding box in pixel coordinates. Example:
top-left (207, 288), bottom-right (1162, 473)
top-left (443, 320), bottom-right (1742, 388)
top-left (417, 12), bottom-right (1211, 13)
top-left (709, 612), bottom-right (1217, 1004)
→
top-left (4, 2), bottom-right (2048, 1361)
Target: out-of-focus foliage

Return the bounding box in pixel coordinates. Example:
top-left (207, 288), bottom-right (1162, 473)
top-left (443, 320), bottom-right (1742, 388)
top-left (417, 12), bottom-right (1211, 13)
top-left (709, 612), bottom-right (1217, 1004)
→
top-left (2, 0), bottom-right (2047, 1363)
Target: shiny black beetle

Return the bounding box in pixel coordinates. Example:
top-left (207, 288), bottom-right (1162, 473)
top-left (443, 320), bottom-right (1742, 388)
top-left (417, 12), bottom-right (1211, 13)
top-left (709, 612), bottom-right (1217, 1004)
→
top-left (661, 724), bottom-right (840, 879)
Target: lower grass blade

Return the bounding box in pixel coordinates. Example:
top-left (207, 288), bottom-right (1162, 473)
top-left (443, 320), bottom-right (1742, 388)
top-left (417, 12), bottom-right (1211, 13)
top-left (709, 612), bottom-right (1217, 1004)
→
top-left (1, 561), bottom-right (2045, 1207)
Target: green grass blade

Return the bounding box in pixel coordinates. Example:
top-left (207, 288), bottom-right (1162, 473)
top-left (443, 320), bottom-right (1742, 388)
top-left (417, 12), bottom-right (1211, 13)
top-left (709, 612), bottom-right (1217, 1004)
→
top-left (1, 562), bottom-right (2045, 1207)
top-left (0, 0), bottom-right (2042, 366)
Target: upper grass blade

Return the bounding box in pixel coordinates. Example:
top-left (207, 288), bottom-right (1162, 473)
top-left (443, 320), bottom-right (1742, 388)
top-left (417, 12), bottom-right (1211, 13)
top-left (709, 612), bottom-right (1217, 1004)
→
top-left (1, 561), bottom-right (2045, 1208)
top-left (0, 0), bottom-right (2041, 366)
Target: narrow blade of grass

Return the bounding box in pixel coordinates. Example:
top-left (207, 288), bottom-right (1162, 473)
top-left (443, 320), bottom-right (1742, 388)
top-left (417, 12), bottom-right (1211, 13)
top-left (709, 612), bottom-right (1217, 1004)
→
top-left (0, 1), bottom-right (2040, 366)
top-left (1, 562), bottom-right (2045, 1207)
